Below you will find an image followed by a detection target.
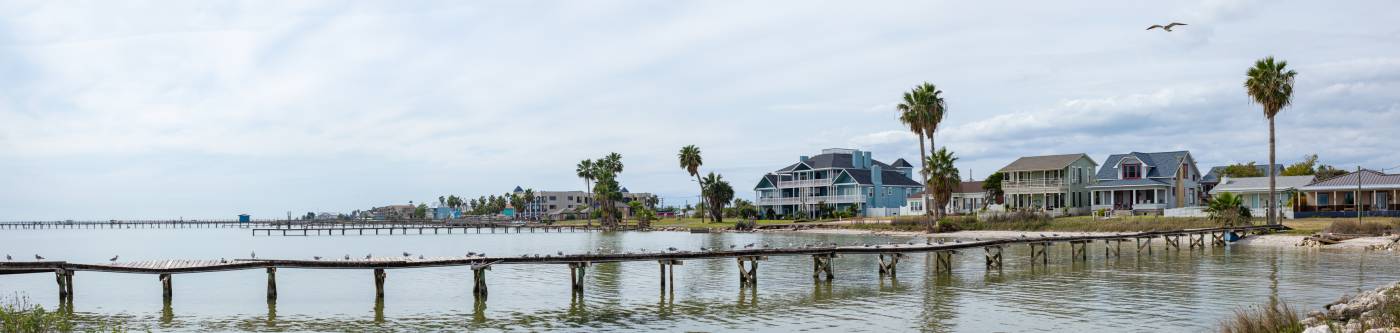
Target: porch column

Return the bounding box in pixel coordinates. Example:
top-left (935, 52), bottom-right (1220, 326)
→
top-left (1131, 190), bottom-right (1137, 210)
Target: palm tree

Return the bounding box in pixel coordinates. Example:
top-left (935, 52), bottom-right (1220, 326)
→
top-left (898, 87), bottom-right (933, 216)
top-left (577, 159), bottom-right (594, 226)
top-left (924, 148), bottom-right (960, 229)
top-left (678, 145), bottom-right (706, 221)
top-left (1245, 57), bottom-right (1298, 226)
top-left (700, 172), bottom-right (735, 223)
top-left (523, 188), bottom-right (536, 221)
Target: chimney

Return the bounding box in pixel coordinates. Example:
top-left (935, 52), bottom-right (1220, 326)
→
top-left (863, 151), bottom-right (872, 169)
top-left (799, 155), bottom-right (809, 164)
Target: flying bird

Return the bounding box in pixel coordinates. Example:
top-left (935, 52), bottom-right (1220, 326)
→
top-left (1146, 22), bottom-right (1187, 32)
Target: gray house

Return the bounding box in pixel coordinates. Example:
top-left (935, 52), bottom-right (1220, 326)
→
top-left (755, 148), bottom-right (923, 218)
top-left (1088, 151), bottom-right (1203, 215)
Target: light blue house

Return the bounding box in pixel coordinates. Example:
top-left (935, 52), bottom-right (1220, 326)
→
top-left (432, 207), bottom-right (461, 220)
top-left (754, 148), bottom-right (923, 218)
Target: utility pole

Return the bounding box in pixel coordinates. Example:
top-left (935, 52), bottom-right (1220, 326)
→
top-left (1358, 166), bottom-right (1363, 224)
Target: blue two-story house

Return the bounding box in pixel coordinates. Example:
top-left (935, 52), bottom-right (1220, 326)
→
top-left (754, 148), bottom-right (923, 218)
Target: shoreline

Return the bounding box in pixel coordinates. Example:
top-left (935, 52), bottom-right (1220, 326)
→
top-left (763, 227), bottom-right (1396, 250)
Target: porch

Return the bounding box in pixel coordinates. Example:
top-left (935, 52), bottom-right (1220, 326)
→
top-left (1091, 187), bottom-right (1171, 212)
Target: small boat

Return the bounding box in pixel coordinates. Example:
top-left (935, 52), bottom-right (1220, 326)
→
top-left (1224, 231), bottom-right (1244, 242)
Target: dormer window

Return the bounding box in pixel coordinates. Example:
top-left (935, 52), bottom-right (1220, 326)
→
top-left (1122, 163), bottom-right (1141, 179)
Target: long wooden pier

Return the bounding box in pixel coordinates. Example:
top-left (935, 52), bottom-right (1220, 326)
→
top-left (0, 224), bottom-right (1286, 304)
top-left (250, 224), bottom-right (600, 236)
top-left (0, 218), bottom-right (523, 230)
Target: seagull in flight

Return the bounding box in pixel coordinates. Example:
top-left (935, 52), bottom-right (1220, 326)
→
top-left (1146, 22), bottom-right (1187, 32)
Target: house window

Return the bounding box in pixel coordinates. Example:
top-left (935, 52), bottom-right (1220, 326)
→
top-left (1122, 163), bottom-right (1141, 179)
top-left (1319, 193), bottom-right (1330, 205)
top-left (868, 188), bottom-right (875, 197)
top-left (1345, 192), bottom-right (1355, 205)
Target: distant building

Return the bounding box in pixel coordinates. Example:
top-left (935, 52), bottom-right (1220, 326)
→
top-left (369, 204), bottom-right (415, 220)
top-left (1209, 175), bottom-right (1315, 218)
top-left (1295, 169), bottom-right (1400, 218)
top-left (238, 214), bottom-right (250, 223)
top-left (901, 181), bottom-right (990, 216)
top-left (754, 148), bottom-right (923, 218)
top-left (1200, 164), bottom-right (1284, 199)
top-left (1088, 151), bottom-right (1203, 215)
top-left (432, 207), bottom-right (461, 220)
top-left (997, 153), bottom-right (1099, 215)
top-left (516, 188), bottom-right (657, 220)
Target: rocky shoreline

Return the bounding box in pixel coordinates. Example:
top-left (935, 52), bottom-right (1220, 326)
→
top-left (1302, 282), bottom-right (1400, 333)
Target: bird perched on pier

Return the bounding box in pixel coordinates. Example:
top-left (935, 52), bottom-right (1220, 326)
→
top-left (1020, 234), bottom-right (1027, 238)
top-left (402, 252), bottom-right (411, 257)
top-left (109, 255), bottom-right (118, 262)
top-left (344, 254), bottom-right (351, 260)
top-left (250, 251), bottom-right (256, 259)
top-left (478, 253), bottom-right (487, 258)
top-left (35, 254), bottom-right (44, 260)
top-left (667, 247), bottom-right (677, 252)
top-left (744, 243), bottom-right (754, 249)
top-left (418, 255), bottom-right (424, 259)
top-left (467, 251), bottom-right (476, 257)
top-left (313, 256), bottom-right (322, 261)
top-left (729, 245), bottom-right (736, 249)
top-left (1052, 234), bottom-right (1060, 238)
top-left (700, 247), bottom-right (709, 252)
top-left (937, 240), bottom-right (945, 245)
top-left (907, 240), bottom-right (915, 245)
top-left (5, 254), bottom-right (10, 261)
top-left (1146, 22), bottom-right (1187, 32)
top-left (557, 251), bottom-right (565, 256)
top-left (925, 239), bottom-right (933, 245)
top-left (220, 258), bottom-right (227, 264)
top-left (954, 239), bottom-right (962, 244)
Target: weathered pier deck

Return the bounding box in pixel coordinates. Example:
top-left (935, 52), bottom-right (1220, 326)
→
top-left (250, 224), bottom-right (599, 236)
top-left (1, 224), bottom-right (1286, 303)
top-left (0, 217), bottom-right (522, 230)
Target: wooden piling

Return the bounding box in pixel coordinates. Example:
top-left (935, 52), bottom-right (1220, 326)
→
top-left (736, 256), bottom-right (763, 286)
top-left (1105, 239), bottom-right (1126, 258)
top-left (984, 245), bottom-right (1003, 269)
top-left (658, 259), bottom-right (682, 289)
top-left (569, 262), bottom-right (589, 294)
top-left (877, 253), bottom-right (902, 277)
top-left (1190, 232), bottom-right (1206, 249)
top-left (1028, 242), bottom-right (1049, 266)
top-left (159, 274), bottom-right (173, 300)
top-left (811, 253), bottom-right (835, 281)
top-left (1070, 240), bottom-right (1088, 262)
top-left (1135, 237), bottom-right (1153, 255)
top-left (472, 264), bottom-right (491, 298)
top-left (933, 251), bottom-right (953, 273)
top-left (266, 267), bottom-right (277, 300)
top-left (1163, 234), bottom-right (1181, 250)
top-left (373, 269), bottom-right (386, 298)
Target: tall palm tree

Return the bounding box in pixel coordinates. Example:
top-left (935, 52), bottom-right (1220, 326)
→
top-left (1245, 57), bottom-right (1297, 226)
top-left (523, 188), bottom-right (536, 221)
top-left (924, 148), bottom-right (960, 227)
top-left (898, 85), bottom-right (934, 216)
top-left (576, 159), bottom-right (595, 226)
top-left (678, 145), bottom-right (706, 221)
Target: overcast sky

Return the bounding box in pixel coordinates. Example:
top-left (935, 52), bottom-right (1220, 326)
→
top-left (2, 1), bottom-right (1398, 220)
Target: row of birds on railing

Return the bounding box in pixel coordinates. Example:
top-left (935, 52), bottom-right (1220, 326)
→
top-left (8, 234), bottom-right (1099, 263)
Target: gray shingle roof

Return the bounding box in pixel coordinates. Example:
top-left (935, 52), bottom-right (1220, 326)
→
top-left (1209, 175), bottom-right (1316, 194)
top-left (1095, 151), bottom-right (1192, 181)
top-left (1301, 170), bottom-right (1400, 190)
top-left (759, 151), bottom-right (919, 188)
top-left (890, 158), bottom-right (914, 168)
top-left (1202, 164), bottom-right (1285, 183)
top-left (843, 169), bottom-right (923, 187)
top-left (999, 153), bottom-right (1093, 172)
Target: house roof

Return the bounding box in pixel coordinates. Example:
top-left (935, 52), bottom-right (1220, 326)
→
top-left (957, 181), bottom-right (984, 194)
top-left (844, 169), bottom-right (923, 187)
top-left (1095, 151), bottom-right (1192, 181)
top-left (1087, 178), bottom-right (1171, 188)
top-left (999, 153), bottom-right (1094, 172)
top-left (1301, 170), bottom-right (1400, 190)
top-left (1209, 175), bottom-right (1316, 194)
top-left (890, 158), bottom-right (914, 168)
top-left (513, 186), bottom-right (524, 192)
top-left (1202, 164), bottom-right (1285, 183)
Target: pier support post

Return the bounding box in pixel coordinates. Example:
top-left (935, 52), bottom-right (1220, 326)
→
top-left (1190, 233), bottom-right (1206, 249)
top-left (1105, 239), bottom-right (1125, 258)
top-left (1164, 234), bottom-right (1180, 251)
top-left (811, 254), bottom-right (835, 281)
top-left (1028, 242), bottom-right (1049, 266)
top-left (658, 259), bottom-right (682, 290)
top-left (569, 262), bottom-right (589, 295)
top-left (159, 274), bottom-right (173, 300)
top-left (1136, 237), bottom-right (1153, 256)
top-left (1070, 241), bottom-right (1088, 262)
top-left (984, 246), bottom-right (1003, 270)
top-left (736, 256), bottom-right (763, 287)
top-left (266, 267), bottom-right (278, 300)
top-left (877, 253), bottom-right (902, 277)
top-left (373, 269), bottom-right (387, 298)
top-left (54, 268), bottom-right (73, 300)
top-left (1211, 231), bottom-right (1226, 246)
top-left (934, 251), bottom-right (954, 273)
top-left (472, 265), bottom-right (491, 298)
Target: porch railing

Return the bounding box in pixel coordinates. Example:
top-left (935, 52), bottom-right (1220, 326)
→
top-left (757, 194), bottom-right (866, 206)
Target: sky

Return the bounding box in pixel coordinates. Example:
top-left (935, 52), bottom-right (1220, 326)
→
top-left (1, 1), bottom-right (1398, 220)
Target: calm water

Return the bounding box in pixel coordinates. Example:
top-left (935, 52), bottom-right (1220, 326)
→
top-left (1, 227), bottom-right (1396, 332)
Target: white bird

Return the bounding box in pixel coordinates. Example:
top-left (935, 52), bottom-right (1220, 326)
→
top-left (1146, 22), bottom-right (1187, 32)
top-left (109, 255), bottom-right (119, 262)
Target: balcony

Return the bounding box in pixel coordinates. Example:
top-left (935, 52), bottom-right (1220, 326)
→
top-left (1002, 178), bottom-right (1069, 194)
top-left (777, 178), bottom-right (835, 188)
top-left (757, 194), bottom-right (866, 206)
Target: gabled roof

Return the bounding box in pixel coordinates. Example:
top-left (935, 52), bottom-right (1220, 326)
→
top-left (844, 169), bottom-right (923, 187)
top-left (754, 174), bottom-right (779, 190)
top-left (1301, 170), bottom-right (1400, 190)
top-left (1202, 164), bottom-right (1285, 183)
top-left (1209, 175), bottom-right (1316, 194)
top-left (1095, 151), bottom-right (1192, 180)
top-left (999, 153), bottom-right (1095, 172)
top-left (890, 158), bottom-right (914, 168)
top-left (513, 186), bottom-right (524, 192)
top-left (957, 181), bottom-right (984, 194)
